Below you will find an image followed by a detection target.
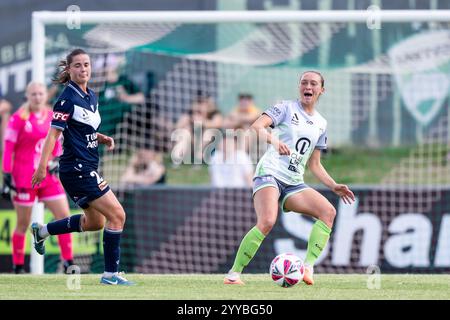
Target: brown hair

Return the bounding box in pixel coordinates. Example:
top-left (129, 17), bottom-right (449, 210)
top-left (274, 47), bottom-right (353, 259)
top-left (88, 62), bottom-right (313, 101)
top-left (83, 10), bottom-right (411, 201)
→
top-left (53, 48), bottom-right (88, 84)
top-left (300, 70), bottom-right (325, 88)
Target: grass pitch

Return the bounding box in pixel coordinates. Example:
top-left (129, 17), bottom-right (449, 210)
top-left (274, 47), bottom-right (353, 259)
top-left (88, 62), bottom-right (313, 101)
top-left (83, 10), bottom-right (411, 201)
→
top-left (0, 274), bottom-right (449, 300)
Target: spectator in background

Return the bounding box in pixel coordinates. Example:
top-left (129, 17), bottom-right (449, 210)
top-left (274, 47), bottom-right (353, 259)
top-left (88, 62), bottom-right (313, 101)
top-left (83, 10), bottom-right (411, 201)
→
top-left (224, 93), bottom-right (260, 130)
top-left (0, 85), bottom-right (12, 154)
top-left (122, 149), bottom-right (166, 187)
top-left (172, 94), bottom-right (223, 165)
top-left (223, 93), bottom-right (261, 159)
top-left (98, 54), bottom-right (145, 138)
top-left (209, 131), bottom-right (253, 188)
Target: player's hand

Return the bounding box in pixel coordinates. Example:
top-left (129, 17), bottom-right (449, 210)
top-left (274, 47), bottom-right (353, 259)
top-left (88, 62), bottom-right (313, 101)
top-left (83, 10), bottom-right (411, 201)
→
top-left (332, 184), bottom-right (355, 204)
top-left (48, 157), bottom-right (60, 175)
top-left (31, 167), bottom-right (47, 188)
top-left (2, 172), bottom-right (16, 199)
top-left (276, 142), bottom-right (291, 156)
top-left (103, 136), bottom-right (115, 151)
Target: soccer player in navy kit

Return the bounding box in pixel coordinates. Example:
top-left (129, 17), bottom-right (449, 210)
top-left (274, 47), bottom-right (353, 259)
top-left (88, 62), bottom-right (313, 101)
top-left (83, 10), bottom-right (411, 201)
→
top-left (31, 49), bottom-right (133, 285)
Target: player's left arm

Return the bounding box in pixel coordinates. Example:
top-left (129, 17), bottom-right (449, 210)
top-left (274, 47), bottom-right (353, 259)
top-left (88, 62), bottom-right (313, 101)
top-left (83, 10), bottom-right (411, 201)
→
top-left (97, 132), bottom-right (115, 151)
top-left (307, 149), bottom-right (355, 204)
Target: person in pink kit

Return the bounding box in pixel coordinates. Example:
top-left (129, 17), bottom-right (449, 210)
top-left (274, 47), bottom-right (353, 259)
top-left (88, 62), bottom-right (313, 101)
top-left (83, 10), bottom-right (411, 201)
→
top-left (2, 82), bottom-right (74, 274)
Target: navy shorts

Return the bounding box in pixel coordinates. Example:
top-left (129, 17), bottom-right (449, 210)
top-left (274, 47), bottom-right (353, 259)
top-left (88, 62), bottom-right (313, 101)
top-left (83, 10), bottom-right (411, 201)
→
top-left (59, 169), bottom-right (110, 209)
top-left (253, 175), bottom-right (310, 212)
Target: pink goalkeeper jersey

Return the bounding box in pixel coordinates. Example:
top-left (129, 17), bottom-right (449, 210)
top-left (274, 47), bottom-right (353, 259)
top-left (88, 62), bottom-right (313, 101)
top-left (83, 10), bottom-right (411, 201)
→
top-left (2, 107), bottom-right (62, 188)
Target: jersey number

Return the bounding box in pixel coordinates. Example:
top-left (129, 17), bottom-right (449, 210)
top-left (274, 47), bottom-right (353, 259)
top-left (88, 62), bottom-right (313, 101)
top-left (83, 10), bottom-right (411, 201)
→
top-left (90, 171), bottom-right (104, 184)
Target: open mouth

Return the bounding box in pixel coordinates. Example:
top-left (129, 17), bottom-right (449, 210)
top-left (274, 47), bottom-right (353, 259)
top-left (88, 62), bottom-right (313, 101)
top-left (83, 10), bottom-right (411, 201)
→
top-left (304, 92), bottom-right (313, 97)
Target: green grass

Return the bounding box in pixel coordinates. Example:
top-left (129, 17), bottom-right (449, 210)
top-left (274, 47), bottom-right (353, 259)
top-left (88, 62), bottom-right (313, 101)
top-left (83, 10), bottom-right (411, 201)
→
top-left (1, 274), bottom-right (449, 300)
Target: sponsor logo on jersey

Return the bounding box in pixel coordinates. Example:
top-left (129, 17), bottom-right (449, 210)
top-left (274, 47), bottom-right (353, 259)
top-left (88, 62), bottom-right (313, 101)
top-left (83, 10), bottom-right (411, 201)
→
top-left (53, 112), bottom-right (70, 121)
top-left (295, 137), bottom-right (311, 155)
top-left (98, 180), bottom-right (108, 191)
top-left (291, 113), bottom-right (299, 125)
top-left (82, 109), bottom-right (89, 119)
top-left (306, 120), bottom-right (314, 125)
top-left (271, 106), bottom-right (282, 116)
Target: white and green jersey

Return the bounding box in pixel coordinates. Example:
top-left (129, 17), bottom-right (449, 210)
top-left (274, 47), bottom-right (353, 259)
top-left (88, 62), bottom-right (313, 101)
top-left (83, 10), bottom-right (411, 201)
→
top-left (255, 100), bottom-right (327, 185)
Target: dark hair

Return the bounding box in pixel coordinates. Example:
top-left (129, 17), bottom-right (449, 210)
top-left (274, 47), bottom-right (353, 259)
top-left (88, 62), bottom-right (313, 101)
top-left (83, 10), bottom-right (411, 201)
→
top-left (54, 48), bottom-right (88, 84)
top-left (300, 70), bottom-right (325, 88)
top-left (238, 93), bottom-right (253, 100)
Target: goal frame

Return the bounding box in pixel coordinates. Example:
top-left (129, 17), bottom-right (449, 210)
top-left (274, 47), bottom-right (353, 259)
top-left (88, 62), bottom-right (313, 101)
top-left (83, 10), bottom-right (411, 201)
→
top-left (32, 9), bottom-right (450, 82)
top-left (29, 9), bottom-right (450, 274)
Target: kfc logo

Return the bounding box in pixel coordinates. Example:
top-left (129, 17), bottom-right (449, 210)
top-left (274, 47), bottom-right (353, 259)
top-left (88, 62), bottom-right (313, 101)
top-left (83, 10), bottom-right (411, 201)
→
top-left (53, 112), bottom-right (69, 121)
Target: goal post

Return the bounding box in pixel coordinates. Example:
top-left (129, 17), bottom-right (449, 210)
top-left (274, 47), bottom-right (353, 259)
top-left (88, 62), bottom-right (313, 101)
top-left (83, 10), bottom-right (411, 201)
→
top-left (30, 9), bottom-right (450, 274)
top-left (30, 202), bottom-right (44, 275)
top-left (32, 10), bottom-right (450, 81)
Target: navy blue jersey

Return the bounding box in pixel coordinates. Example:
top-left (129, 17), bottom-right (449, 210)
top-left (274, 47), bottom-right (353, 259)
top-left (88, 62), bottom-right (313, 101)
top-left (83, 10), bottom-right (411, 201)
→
top-left (51, 81), bottom-right (101, 172)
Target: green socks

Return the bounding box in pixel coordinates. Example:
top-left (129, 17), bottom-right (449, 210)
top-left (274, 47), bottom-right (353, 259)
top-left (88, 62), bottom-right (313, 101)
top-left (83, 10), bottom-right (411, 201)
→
top-left (230, 220), bottom-right (330, 273)
top-left (231, 226), bottom-right (265, 273)
top-left (305, 219), bottom-right (332, 266)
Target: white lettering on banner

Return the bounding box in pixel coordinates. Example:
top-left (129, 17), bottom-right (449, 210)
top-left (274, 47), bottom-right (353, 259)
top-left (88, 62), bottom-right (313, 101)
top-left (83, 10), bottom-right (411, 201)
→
top-left (0, 60), bottom-right (30, 93)
top-left (277, 199), bottom-right (450, 267)
top-left (384, 214), bottom-right (432, 268)
top-left (433, 214), bottom-right (450, 267)
top-left (0, 52), bottom-right (61, 95)
top-left (333, 198), bottom-right (382, 266)
top-left (0, 33), bottom-right (69, 65)
top-left (1, 45), bottom-right (15, 64)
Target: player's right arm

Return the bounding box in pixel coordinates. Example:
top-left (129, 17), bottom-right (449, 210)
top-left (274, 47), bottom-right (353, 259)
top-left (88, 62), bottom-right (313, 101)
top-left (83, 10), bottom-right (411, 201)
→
top-left (250, 110), bottom-right (290, 156)
top-left (32, 127), bottom-right (62, 187)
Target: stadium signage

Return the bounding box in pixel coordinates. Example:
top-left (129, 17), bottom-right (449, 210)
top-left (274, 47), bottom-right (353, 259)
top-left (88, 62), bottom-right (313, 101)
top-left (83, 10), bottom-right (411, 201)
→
top-left (388, 30), bottom-right (450, 126)
top-left (276, 197), bottom-right (450, 268)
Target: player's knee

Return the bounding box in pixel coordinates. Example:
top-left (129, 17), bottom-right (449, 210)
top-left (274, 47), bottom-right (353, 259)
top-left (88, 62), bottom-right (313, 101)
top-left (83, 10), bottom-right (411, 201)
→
top-left (322, 206), bottom-right (336, 227)
top-left (109, 206), bottom-right (126, 228)
top-left (257, 216), bottom-right (277, 235)
top-left (95, 219), bottom-right (106, 230)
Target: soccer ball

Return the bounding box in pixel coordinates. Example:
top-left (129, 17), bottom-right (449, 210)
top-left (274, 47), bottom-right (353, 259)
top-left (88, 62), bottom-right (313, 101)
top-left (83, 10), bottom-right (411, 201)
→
top-left (269, 253), bottom-right (305, 288)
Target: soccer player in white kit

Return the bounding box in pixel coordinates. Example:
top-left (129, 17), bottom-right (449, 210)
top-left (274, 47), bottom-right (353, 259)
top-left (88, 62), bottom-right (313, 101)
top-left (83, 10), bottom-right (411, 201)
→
top-left (224, 71), bottom-right (355, 285)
